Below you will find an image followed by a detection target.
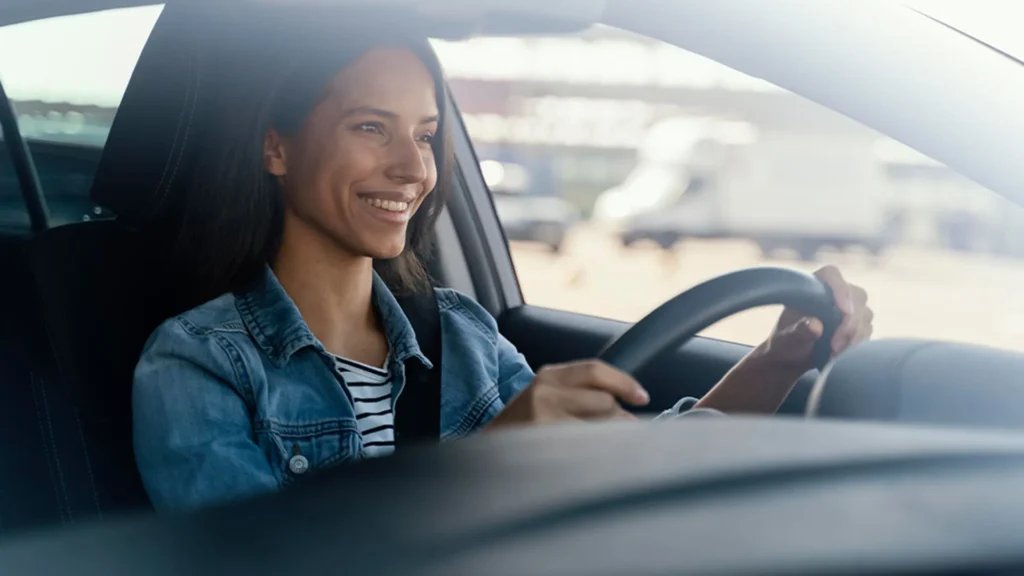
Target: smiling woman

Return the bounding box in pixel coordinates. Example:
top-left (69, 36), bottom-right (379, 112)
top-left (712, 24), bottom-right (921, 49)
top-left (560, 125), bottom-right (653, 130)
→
top-left (257, 47), bottom-right (448, 296)
top-left (148, 22), bottom-right (451, 305)
top-left (127, 18), bottom-right (473, 510)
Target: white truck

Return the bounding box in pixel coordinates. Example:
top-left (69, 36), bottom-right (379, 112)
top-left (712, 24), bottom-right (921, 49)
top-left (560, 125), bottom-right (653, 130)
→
top-left (611, 131), bottom-right (899, 260)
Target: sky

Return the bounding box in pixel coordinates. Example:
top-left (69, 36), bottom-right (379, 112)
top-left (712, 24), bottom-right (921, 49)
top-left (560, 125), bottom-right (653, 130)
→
top-left (0, 1), bottom-right (1020, 105)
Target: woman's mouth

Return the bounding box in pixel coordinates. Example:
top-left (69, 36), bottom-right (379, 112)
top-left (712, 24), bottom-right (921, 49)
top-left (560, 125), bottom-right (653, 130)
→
top-left (359, 195), bottom-right (413, 223)
top-left (362, 197), bottom-right (410, 212)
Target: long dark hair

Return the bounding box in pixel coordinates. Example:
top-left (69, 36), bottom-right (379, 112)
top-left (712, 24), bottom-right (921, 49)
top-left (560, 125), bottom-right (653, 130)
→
top-left (169, 25), bottom-right (453, 305)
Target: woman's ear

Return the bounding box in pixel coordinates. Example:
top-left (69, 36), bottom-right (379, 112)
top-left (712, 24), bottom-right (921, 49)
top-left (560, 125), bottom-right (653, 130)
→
top-left (263, 128), bottom-right (288, 176)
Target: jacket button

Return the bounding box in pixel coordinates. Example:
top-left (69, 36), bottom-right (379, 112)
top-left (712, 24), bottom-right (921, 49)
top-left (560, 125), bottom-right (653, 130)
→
top-left (288, 454), bottom-right (309, 475)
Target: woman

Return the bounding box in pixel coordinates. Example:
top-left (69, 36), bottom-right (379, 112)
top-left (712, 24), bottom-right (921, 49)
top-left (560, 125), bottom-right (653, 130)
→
top-left (133, 29), bottom-right (873, 512)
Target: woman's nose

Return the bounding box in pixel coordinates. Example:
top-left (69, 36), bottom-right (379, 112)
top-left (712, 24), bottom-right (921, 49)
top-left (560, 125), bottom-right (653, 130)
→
top-left (384, 135), bottom-right (429, 184)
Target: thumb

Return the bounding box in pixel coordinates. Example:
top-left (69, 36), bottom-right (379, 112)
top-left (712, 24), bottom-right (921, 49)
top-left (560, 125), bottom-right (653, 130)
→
top-left (778, 317), bottom-right (823, 345)
top-left (765, 318), bottom-right (826, 367)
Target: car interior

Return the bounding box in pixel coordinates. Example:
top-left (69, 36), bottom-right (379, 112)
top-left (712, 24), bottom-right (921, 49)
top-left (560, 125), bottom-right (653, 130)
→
top-left (4, 0), bottom-right (1024, 573)
top-left (0, 1), bottom-right (828, 535)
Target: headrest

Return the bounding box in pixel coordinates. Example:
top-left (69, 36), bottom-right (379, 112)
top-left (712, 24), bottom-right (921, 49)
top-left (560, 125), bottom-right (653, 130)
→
top-left (87, 4), bottom-right (190, 223)
top-left (89, 4), bottom-right (443, 225)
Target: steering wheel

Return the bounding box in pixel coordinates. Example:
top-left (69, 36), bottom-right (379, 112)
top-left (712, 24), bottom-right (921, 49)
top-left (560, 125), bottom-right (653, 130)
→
top-left (599, 267), bottom-right (844, 375)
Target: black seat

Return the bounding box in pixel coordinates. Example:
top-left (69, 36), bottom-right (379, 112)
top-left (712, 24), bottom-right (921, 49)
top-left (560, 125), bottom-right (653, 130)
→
top-left (0, 233), bottom-right (94, 533)
top-left (6, 2), bottom-right (297, 527)
top-left (2, 128), bottom-right (113, 531)
top-left (24, 5), bottom-right (210, 517)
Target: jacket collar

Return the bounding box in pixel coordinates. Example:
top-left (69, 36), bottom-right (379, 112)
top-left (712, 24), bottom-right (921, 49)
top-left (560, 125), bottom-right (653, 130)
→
top-left (235, 265), bottom-right (431, 369)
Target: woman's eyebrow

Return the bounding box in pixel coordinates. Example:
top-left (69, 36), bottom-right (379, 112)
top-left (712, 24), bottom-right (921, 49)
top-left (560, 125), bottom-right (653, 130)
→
top-left (342, 106), bottom-right (439, 124)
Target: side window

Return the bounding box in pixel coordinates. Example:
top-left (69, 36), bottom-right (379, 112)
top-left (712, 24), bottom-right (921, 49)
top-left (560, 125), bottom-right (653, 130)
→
top-left (437, 27), bottom-right (1024, 352)
top-left (0, 5), bottom-right (162, 228)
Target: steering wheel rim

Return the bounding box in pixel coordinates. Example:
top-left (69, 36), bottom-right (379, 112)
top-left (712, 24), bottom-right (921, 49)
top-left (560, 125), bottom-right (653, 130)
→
top-left (598, 267), bottom-right (844, 375)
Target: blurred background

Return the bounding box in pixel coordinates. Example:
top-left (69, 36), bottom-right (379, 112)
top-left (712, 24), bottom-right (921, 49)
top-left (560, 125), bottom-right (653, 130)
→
top-left (3, 2), bottom-right (1024, 351)
top-left (434, 5), bottom-right (1024, 352)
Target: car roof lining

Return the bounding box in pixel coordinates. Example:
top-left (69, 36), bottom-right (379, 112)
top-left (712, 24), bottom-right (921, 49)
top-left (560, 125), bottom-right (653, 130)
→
top-left (0, 0), bottom-right (598, 36)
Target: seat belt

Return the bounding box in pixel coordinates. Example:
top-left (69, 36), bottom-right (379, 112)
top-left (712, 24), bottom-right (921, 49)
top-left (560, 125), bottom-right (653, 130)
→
top-left (393, 289), bottom-right (442, 445)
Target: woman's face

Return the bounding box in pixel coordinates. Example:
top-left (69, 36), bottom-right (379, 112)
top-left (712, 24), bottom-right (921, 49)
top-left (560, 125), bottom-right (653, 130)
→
top-left (264, 48), bottom-right (439, 260)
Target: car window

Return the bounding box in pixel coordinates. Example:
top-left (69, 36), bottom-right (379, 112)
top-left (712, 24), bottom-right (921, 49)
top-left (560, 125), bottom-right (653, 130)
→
top-left (0, 5), bottom-right (162, 227)
top-left (435, 26), bottom-right (1024, 353)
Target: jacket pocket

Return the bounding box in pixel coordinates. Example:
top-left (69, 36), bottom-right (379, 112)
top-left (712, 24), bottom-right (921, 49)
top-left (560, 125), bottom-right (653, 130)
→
top-left (256, 419), bottom-right (364, 485)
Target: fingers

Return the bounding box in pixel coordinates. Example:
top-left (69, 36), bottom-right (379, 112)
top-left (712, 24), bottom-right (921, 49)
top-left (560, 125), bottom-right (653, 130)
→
top-left (759, 265), bottom-right (875, 374)
top-left (834, 285), bottom-right (869, 351)
top-left (489, 360), bottom-right (649, 431)
top-left (550, 386), bottom-right (638, 420)
top-left (852, 306), bottom-right (874, 346)
top-left (790, 317), bottom-right (824, 340)
top-left (814, 265), bottom-right (855, 315)
top-left (540, 360), bottom-right (650, 406)
top-left (814, 267), bottom-right (872, 353)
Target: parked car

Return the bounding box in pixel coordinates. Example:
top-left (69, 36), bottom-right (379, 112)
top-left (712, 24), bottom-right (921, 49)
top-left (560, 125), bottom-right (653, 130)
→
top-left (482, 159), bottom-right (579, 252)
top-left (492, 190), bottom-right (579, 252)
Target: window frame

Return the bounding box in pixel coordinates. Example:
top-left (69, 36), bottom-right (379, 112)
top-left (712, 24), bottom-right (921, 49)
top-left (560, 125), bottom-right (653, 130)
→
top-left (0, 76), bottom-right (50, 234)
top-left (440, 93), bottom-right (524, 317)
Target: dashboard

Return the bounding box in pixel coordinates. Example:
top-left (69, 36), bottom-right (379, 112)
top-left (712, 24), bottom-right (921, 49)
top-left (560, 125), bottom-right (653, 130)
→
top-left (4, 418), bottom-right (1024, 575)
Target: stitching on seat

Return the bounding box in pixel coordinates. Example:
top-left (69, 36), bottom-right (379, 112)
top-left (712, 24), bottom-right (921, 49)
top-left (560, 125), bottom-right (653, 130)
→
top-left (31, 373), bottom-right (69, 523)
top-left (37, 375), bottom-right (72, 523)
top-left (152, 50), bottom-right (200, 215)
top-left (149, 52), bottom-right (194, 211)
top-left (73, 409), bottom-right (102, 518)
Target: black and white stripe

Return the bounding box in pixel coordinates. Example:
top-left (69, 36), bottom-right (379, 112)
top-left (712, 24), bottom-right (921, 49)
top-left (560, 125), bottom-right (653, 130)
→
top-left (332, 355), bottom-right (394, 458)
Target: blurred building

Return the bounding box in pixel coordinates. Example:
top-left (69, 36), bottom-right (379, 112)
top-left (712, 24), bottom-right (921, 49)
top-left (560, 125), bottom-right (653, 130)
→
top-left (433, 26), bottom-right (1013, 252)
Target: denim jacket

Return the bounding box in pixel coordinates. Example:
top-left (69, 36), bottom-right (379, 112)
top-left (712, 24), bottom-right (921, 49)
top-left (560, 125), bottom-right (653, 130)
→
top-left (133, 266), bottom-right (706, 512)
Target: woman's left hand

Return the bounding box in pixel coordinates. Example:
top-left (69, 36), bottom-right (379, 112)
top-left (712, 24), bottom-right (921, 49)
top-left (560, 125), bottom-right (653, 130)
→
top-left (758, 265), bottom-right (874, 374)
top-left (693, 265), bottom-right (873, 414)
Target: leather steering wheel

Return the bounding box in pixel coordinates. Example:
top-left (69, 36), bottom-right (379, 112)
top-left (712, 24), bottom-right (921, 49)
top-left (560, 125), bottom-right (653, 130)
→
top-left (599, 267), bottom-right (844, 375)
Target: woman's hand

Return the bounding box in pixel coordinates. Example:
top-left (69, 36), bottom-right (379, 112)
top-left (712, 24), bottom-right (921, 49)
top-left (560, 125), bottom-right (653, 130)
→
top-left (485, 360), bottom-right (651, 430)
top-left (695, 265), bottom-right (873, 414)
top-left (759, 265), bottom-right (874, 375)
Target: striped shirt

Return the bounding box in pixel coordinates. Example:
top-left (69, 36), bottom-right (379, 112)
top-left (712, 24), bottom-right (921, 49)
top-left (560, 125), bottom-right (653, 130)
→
top-left (331, 354), bottom-right (395, 458)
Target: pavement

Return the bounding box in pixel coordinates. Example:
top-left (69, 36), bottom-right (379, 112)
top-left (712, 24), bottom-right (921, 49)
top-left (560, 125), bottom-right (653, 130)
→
top-left (509, 226), bottom-right (1024, 352)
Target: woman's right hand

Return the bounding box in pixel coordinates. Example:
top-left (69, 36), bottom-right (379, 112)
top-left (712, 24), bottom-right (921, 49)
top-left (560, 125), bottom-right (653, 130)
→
top-left (485, 360), bottom-right (651, 430)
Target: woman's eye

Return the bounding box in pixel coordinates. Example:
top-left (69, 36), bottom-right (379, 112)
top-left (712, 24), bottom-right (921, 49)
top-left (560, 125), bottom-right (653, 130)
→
top-left (417, 133), bottom-right (435, 144)
top-left (355, 122), bottom-right (385, 135)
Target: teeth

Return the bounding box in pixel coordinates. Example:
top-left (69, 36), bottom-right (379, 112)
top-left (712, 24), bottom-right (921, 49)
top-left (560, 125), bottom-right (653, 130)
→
top-left (364, 197), bottom-right (410, 212)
